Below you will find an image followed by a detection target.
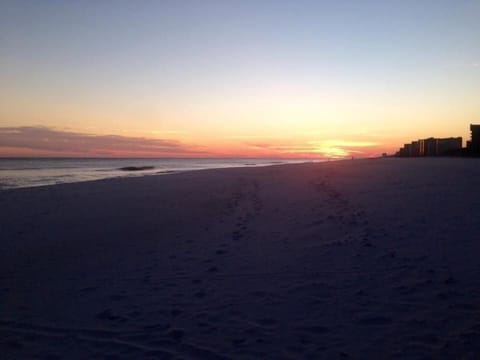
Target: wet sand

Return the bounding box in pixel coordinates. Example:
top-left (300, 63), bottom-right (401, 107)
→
top-left (1, 157), bottom-right (480, 359)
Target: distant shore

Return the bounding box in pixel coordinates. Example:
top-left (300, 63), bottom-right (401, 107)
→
top-left (1, 157), bottom-right (480, 359)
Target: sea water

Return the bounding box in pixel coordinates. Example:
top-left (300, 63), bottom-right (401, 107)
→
top-left (0, 158), bottom-right (315, 189)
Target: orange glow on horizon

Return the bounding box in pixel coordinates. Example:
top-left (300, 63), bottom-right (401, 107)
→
top-left (0, 124), bottom-right (465, 159)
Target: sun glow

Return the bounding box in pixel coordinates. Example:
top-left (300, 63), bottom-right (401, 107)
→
top-left (308, 140), bottom-right (381, 158)
top-left (316, 146), bottom-right (349, 158)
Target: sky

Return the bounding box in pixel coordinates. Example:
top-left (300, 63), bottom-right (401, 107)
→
top-left (1, 0), bottom-right (479, 158)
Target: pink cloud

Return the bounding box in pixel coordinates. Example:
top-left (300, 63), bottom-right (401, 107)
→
top-left (0, 126), bottom-right (206, 157)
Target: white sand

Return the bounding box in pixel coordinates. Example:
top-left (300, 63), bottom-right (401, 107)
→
top-left (1, 157), bottom-right (480, 359)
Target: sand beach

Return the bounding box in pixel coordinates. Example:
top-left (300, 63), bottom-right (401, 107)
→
top-left (1, 157), bottom-right (480, 359)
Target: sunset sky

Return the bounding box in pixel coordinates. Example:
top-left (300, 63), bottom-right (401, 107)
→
top-left (1, 1), bottom-right (479, 158)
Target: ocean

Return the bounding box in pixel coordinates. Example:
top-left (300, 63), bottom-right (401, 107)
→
top-left (0, 158), bottom-right (316, 190)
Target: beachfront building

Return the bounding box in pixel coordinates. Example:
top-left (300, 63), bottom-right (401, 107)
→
top-left (394, 123), bottom-right (480, 157)
top-left (467, 124), bottom-right (480, 154)
top-left (424, 138), bottom-right (437, 156)
top-left (397, 137), bottom-right (462, 157)
top-left (398, 143), bottom-right (412, 157)
top-left (436, 137), bottom-right (462, 155)
top-left (411, 141), bottom-right (421, 157)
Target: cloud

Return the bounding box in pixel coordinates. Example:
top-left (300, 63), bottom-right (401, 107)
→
top-left (0, 126), bottom-right (204, 157)
top-left (243, 138), bottom-right (382, 158)
top-left (0, 126), bottom-right (389, 158)
top-left (308, 139), bottom-right (380, 148)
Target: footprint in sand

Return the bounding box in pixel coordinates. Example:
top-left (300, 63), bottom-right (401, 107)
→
top-left (127, 311), bottom-right (141, 318)
top-left (299, 325), bottom-right (330, 334)
top-left (95, 309), bottom-right (125, 322)
top-left (194, 290), bottom-right (206, 298)
top-left (232, 338), bottom-right (246, 346)
top-left (357, 315), bottom-right (392, 326)
top-left (170, 309), bottom-right (182, 317)
top-left (79, 286), bottom-right (97, 293)
top-left (256, 317), bottom-right (277, 327)
top-left (108, 294), bottom-right (126, 301)
top-left (166, 328), bottom-right (185, 342)
top-left (4, 339), bottom-right (24, 350)
top-left (250, 290), bottom-right (268, 298)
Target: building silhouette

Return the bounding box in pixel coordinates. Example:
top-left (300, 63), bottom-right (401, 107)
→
top-left (467, 124), bottom-right (480, 154)
top-left (396, 124), bottom-right (480, 157)
top-left (397, 137), bottom-right (462, 157)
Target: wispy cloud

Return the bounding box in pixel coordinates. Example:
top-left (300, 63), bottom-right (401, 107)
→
top-left (0, 126), bottom-right (205, 157)
top-left (309, 140), bottom-right (379, 146)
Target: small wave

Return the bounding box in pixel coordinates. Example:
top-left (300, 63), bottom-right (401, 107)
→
top-left (156, 170), bottom-right (177, 174)
top-left (118, 166), bottom-right (155, 171)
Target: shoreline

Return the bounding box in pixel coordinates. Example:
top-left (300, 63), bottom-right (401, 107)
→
top-left (4, 154), bottom-right (477, 192)
top-left (1, 157), bottom-right (480, 358)
top-left (0, 158), bottom-right (320, 191)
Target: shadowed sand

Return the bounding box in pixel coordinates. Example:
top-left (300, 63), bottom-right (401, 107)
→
top-left (1, 158), bottom-right (480, 359)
